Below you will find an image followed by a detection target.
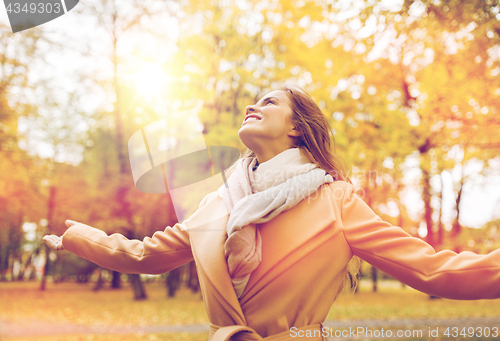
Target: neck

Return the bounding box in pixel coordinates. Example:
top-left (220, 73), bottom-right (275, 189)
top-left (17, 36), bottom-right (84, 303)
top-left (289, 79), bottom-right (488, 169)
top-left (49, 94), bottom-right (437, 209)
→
top-left (252, 145), bottom-right (292, 164)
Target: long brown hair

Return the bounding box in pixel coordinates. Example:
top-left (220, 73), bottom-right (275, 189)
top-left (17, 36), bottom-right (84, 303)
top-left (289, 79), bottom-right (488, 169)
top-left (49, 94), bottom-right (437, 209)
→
top-left (224, 81), bottom-right (359, 295)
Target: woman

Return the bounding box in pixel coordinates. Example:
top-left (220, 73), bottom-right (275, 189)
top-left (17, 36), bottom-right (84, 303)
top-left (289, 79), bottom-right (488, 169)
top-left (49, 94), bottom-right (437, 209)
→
top-left (44, 82), bottom-right (500, 341)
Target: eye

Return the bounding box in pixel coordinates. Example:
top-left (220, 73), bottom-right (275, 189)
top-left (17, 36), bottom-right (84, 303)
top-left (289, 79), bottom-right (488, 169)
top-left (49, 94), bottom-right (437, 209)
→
top-left (266, 100), bottom-right (275, 105)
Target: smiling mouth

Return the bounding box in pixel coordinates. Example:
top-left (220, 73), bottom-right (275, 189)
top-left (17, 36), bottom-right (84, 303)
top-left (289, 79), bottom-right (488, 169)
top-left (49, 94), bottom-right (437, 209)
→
top-left (243, 115), bottom-right (262, 124)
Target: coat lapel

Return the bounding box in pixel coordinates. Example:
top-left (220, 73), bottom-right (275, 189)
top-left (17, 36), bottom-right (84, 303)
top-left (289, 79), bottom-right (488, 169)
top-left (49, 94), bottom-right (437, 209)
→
top-left (184, 192), bottom-right (247, 326)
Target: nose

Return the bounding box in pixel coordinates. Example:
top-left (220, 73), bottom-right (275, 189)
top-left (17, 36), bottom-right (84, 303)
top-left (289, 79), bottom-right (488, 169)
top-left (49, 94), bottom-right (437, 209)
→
top-left (245, 105), bottom-right (258, 116)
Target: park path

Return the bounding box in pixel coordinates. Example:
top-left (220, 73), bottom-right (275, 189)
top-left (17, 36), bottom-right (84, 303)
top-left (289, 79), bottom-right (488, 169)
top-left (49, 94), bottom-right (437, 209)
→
top-left (1, 317), bottom-right (500, 340)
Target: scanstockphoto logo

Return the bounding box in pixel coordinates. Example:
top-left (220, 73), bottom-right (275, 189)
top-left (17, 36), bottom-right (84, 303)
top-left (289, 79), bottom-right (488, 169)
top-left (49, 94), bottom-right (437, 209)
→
top-left (4, 0), bottom-right (79, 33)
top-left (128, 108), bottom-right (240, 230)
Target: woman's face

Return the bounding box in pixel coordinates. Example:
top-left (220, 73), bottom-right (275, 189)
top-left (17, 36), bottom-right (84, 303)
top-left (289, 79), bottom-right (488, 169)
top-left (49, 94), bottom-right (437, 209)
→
top-left (238, 90), bottom-right (298, 152)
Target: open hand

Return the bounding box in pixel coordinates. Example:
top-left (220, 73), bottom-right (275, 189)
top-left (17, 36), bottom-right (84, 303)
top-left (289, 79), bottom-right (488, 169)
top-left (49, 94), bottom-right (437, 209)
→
top-left (43, 235), bottom-right (63, 250)
top-left (42, 220), bottom-right (81, 250)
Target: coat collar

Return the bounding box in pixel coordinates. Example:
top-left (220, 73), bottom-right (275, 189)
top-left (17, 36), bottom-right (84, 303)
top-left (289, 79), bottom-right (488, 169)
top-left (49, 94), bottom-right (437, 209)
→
top-left (184, 191), bottom-right (247, 326)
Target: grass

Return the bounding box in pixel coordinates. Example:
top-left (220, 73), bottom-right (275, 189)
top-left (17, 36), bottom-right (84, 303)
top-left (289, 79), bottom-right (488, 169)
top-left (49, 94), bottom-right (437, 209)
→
top-left (0, 280), bottom-right (208, 341)
top-left (1, 279), bottom-right (500, 340)
top-left (328, 279), bottom-right (500, 320)
top-left (0, 280), bottom-right (208, 327)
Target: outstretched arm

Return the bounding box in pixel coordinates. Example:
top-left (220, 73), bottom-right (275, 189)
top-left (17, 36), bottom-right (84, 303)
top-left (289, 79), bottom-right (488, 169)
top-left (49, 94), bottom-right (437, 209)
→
top-left (338, 182), bottom-right (500, 300)
top-left (43, 192), bottom-right (214, 275)
top-left (60, 220), bottom-right (193, 275)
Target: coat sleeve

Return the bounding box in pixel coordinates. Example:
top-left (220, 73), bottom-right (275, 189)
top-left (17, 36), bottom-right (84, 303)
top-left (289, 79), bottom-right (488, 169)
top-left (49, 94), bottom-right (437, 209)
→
top-left (338, 182), bottom-right (500, 300)
top-left (61, 193), bottom-right (213, 275)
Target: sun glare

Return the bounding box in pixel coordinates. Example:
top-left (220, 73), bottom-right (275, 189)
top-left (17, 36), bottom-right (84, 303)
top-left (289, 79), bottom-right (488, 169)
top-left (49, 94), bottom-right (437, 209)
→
top-left (133, 62), bottom-right (168, 99)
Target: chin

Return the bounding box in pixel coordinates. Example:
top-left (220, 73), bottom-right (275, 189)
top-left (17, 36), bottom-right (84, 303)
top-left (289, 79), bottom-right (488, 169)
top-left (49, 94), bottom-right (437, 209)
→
top-left (238, 129), bottom-right (257, 150)
top-left (238, 125), bottom-right (251, 138)
top-left (238, 129), bottom-right (249, 145)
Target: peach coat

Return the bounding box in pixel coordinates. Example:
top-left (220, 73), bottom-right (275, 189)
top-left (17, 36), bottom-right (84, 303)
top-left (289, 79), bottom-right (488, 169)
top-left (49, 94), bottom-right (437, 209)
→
top-left (61, 181), bottom-right (500, 340)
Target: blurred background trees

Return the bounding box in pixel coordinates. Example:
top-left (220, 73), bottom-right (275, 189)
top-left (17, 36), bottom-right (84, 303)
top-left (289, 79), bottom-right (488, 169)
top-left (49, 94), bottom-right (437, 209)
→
top-left (1, 0), bottom-right (500, 298)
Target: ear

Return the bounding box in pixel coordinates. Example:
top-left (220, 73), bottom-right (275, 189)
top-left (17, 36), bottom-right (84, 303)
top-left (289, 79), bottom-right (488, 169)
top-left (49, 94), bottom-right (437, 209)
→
top-left (288, 126), bottom-right (301, 137)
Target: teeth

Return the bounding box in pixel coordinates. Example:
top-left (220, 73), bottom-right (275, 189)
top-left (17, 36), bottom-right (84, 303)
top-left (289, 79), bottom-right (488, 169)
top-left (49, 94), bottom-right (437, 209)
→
top-left (246, 117), bottom-right (260, 122)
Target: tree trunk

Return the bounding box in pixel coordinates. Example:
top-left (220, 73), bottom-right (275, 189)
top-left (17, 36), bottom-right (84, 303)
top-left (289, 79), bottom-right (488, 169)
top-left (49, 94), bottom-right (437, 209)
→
top-left (108, 26), bottom-right (140, 297)
top-left (41, 186), bottom-right (56, 290)
top-left (111, 271), bottom-right (121, 289)
top-left (397, 205), bottom-right (407, 289)
top-left (422, 165), bottom-right (434, 247)
top-left (364, 175), bottom-right (378, 294)
top-left (129, 274), bottom-right (147, 300)
top-left (371, 266), bottom-right (377, 293)
top-left (93, 267), bottom-right (104, 291)
top-left (187, 261), bottom-right (200, 293)
top-left (0, 244), bottom-right (8, 281)
top-left (435, 172), bottom-right (443, 247)
top-left (40, 248), bottom-right (50, 290)
top-left (166, 267), bottom-right (181, 297)
top-left (452, 172), bottom-right (465, 253)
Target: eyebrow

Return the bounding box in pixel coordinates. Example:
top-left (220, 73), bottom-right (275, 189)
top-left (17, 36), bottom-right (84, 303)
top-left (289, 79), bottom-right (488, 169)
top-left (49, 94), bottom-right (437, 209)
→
top-left (258, 96), bottom-right (279, 105)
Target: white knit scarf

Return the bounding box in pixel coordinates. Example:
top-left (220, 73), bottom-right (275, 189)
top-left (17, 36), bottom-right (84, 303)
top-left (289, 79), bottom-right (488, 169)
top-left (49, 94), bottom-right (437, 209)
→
top-left (217, 148), bottom-right (334, 298)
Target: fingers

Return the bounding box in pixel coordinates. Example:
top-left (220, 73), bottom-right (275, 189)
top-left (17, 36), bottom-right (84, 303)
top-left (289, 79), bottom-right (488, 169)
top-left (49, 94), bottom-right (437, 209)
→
top-left (65, 220), bottom-right (78, 228)
top-left (43, 235), bottom-right (58, 247)
top-left (43, 235), bottom-right (54, 244)
top-left (43, 235), bottom-right (64, 251)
